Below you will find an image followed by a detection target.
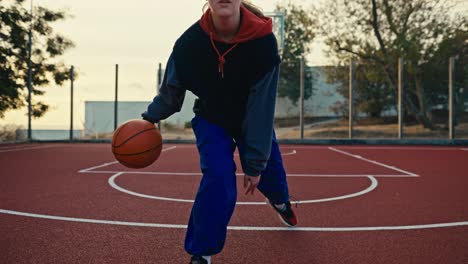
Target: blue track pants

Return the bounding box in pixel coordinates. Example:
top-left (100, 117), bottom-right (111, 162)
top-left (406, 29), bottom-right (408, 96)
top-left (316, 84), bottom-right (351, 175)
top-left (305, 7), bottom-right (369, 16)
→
top-left (184, 116), bottom-right (290, 256)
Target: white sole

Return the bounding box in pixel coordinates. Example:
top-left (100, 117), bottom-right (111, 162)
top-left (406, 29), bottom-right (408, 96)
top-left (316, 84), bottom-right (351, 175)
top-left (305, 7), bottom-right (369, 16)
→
top-left (266, 199), bottom-right (295, 227)
top-left (278, 214), bottom-right (294, 227)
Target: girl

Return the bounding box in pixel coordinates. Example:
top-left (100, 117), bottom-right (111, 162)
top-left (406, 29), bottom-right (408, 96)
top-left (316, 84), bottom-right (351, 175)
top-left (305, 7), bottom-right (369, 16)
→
top-left (142, 1), bottom-right (297, 263)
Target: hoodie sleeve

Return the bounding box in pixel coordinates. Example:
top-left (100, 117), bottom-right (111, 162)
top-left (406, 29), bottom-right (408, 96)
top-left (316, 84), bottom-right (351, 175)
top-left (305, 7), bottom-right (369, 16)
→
top-left (141, 54), bottom-right (186, 123)
top-left (238, 65), bottom-right (279, 176)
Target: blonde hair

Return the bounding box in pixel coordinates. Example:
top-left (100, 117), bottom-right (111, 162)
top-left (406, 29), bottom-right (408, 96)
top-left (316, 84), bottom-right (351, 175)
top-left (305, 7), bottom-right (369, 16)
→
top-left (242, 1), bottom-right (264, 17)
top-left (203, 1), bottom-right (265, 17)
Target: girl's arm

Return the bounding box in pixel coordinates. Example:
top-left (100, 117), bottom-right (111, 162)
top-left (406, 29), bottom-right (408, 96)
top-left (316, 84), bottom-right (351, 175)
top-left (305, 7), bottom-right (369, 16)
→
top-left (142, 54), bottom-right (186, 123)
top-left (238, 65), bottom-right (279, 177)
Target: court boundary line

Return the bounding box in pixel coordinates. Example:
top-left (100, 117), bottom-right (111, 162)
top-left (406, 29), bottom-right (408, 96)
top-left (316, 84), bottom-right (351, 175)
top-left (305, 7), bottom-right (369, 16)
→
top-left (80, 170), bottom-right (415, 178)
top-left (167, 145), bottom-right (468, 151)
top-left (328, 147), bottom-right (418, 177)
top-left (1, 209), bottom-right (467, 231)
top-left (0, 145), bottom-right (60, 153)
top-left (0, 144), bottom-right (35, 150)
top-left (327, 146), bottom-right (467, 151)
top-left (234, 149), bottom-right (296, 157)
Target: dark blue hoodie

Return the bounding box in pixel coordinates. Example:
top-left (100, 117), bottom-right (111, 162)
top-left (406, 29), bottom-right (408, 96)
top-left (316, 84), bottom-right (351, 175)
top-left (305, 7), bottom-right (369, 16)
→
top-left (143, 6), bottom-right (280, 176)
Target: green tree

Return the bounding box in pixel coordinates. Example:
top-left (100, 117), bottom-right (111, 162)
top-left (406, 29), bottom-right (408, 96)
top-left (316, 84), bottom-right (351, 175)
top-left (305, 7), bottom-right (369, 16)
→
top-left (316, 0), bottom-right (467, 128)
top-left (325, 60), bottom-right (395, 119)
top-left (420, 29), bottom-right (467, 124)
top-left (0, 0), bottom-right (74, 118)
top-left (275, 1), bottom-right (316, 104)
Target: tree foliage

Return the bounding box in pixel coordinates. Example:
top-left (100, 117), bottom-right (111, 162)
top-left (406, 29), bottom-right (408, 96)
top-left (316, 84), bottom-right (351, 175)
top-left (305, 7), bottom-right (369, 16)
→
top-left (275, 1), bottom-right (316, 104)
top-left (0, 0), bottom-right (74, 118)
top-left (316, 0), bottom-right (467, 127)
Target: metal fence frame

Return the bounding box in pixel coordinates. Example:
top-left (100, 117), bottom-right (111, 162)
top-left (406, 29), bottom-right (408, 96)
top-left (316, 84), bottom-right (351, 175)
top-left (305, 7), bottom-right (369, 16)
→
top-left (18, 56), bottom-right (468, 145)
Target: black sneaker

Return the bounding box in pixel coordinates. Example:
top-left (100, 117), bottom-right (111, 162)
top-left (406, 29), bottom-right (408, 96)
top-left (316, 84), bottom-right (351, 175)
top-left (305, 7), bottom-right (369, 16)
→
top-left (190, 256), bottom-right (208, 264)
top-left (267, 200), bottom-right (298, 227)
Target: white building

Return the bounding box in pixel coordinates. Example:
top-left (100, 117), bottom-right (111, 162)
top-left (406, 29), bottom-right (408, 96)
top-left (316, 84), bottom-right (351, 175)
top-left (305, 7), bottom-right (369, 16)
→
top-left (84, 67), bottom-right (345, 134)
top-left (275, 66), bottom-right (344, 118)
top-left (84, 98), bottom-right (197, 134)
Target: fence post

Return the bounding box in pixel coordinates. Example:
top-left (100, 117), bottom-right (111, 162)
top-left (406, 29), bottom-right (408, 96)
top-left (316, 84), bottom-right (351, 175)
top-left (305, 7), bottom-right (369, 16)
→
top-left (449, 57), bottom-right (455, 140)
top-left (300, 57), bottom-right (305, 140)
top-left (398, 58), bottom-right (404, 139)
top-left (349, 59), bottom-right (355, 139)
top-left (70, 66), bottom-right (74, 141)
top-left (27, 0), bottom-right (33, 141)
top-left (114, 64), bottom-right (119, 131)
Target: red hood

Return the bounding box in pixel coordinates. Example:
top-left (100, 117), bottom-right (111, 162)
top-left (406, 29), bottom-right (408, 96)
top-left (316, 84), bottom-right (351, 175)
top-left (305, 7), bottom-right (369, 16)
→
top-left (200, 5), bottom-right (273, 44)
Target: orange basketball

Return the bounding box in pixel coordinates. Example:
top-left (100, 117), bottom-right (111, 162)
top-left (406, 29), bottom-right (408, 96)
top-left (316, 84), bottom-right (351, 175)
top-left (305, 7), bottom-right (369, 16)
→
top-left (111, 119), bottom-right (162, 169)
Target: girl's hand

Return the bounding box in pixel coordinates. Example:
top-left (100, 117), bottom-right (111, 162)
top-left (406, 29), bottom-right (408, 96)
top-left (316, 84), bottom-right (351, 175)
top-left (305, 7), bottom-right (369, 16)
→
top-left (243, 174), bottom-right (260, 195)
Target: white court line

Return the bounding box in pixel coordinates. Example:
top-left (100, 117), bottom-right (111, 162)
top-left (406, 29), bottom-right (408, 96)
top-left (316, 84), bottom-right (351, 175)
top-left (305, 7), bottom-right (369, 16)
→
top-left (0, 145), bottom-right (59, 153)
top-left (81, 170), bottom-right (413, 178)
top-left (154, 145), bottom-right (467, 151)
top-left (160, 146), bottom-right (178, 152)
top-left (329, 147), bottom-right (418, 177)
top-left (284, 174), bottom-right (414, 178)
top-left (234, 150), bottom-right (296, 157)
top-left (78, 146), bottom-right (177, 173)
top-left (170, 145), bottom-right (328, 150)
top-left (335, 146), bottom-right (465, 151)
top-left (0, 144), bottom-right (31, 150)
top-left (84, 170), bottom-right (202, 175)
top-left (282, 150), bottom-right (297, 156)
top-left (296, 176), bottom-right (377, 204)
top-left (108, 173), bottom-right (378, 205)
top-left (79, 161), bottom-right (119, 173)
top-left (1, 208), bottom-right (467, 231)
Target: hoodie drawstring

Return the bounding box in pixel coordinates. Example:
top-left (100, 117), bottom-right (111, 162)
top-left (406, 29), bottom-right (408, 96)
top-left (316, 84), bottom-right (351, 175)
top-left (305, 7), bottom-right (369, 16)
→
top-left (209, 32), bottom-right (238, 78)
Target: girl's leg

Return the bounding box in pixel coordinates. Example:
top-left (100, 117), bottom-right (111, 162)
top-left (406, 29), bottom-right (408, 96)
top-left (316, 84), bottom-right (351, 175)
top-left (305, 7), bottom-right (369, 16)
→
top-left (185, 116), bottom-right (237, 256)
top-left (257, 131), bottom-right (290, 204)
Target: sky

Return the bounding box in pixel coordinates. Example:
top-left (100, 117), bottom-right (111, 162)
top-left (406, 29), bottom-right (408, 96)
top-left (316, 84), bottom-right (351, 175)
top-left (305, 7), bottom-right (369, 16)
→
top-left (1, 0), bottom-right (329, 129)
top-left (0, 0), bottom-right (466, 130)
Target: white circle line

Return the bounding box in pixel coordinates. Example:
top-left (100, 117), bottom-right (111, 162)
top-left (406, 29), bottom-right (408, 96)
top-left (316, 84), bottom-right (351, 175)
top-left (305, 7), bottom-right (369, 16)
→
top-left (1, 209), bottom-right (467, 231)
top-left (109, 172), bottom-right (193, 203)
top-left (296, 176), bottom-right (378, 204)
top-left (109, 173), bottom-right (378, 205)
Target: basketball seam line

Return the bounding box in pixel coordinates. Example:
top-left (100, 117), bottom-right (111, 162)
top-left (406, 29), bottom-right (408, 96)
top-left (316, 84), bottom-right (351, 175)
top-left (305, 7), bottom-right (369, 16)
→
top-left (112, 122), bottom-right (129, 146)
top-left (112, 127), bottom-right (157, 148)
top-left (112, 143), bottom-right (162, 156)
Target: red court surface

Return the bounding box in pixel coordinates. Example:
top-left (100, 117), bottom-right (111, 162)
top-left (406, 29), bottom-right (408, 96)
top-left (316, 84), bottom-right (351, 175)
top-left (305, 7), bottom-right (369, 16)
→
top-left (1, 143), bottom-right (468, 263)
